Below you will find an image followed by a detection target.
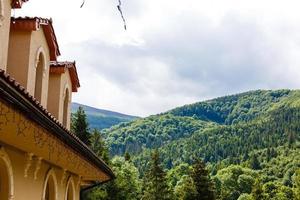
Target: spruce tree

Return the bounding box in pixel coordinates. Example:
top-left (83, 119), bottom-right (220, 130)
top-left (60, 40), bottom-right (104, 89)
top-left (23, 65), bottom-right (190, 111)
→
top-left (294, 170), bottom-right (300, 200)
top-left (71, 106), bottom-right (90, 145)
top-left (124, 151), bottom-right (131, 162)
top-left (142, 149), bottom-right (172, 200)
top-left (252, 179), bottom-right (264, 200)
top-left (250, 154), bottom-right (261, 170)
top-left (191, 159), bottom-right (216, 200)
top-left (90, 129), bottom-right (109, 163)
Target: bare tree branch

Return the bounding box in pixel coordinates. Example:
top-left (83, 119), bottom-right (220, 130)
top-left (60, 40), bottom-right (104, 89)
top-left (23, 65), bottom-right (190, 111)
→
top-left (80, 0), bottom-right (85, 8)
top-left (80, 0), bottom-right (127, 30)
top-left (117, 0), bottom-right (127, 30)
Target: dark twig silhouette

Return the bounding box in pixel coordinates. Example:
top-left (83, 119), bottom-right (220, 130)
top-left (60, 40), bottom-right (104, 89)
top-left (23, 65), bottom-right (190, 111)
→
top-left (80, 0), bottom-right (85, 8)
top-left (117, 0), bottom-right (127, 30)
top-left (80, 0), bottom-right (127, 30)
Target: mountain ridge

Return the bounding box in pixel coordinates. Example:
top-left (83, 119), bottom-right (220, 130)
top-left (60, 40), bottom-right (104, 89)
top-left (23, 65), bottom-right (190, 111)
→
top-left (102, 89), bottom-right (299, 165)
top-left (71, 102), bottom-right (139, 130)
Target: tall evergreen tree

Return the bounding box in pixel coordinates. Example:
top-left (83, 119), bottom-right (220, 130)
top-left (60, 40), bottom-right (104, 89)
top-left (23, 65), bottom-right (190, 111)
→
top-left (71, 106), bottom-right (90, 145)
top-left (90, 129), bottom-right (110, 163)
top-left (250, 154), bottom-right (261, 170)
top-left (124, 151), bottom-right (131, 162)
top-left (142, 149), bottom-right (172, 200)
top-left (251, 179), bottom-right (264, 200)
top-left (191, 159), bottom-right (216, 200)
top-left (294, 170), bottom-right (300, 200)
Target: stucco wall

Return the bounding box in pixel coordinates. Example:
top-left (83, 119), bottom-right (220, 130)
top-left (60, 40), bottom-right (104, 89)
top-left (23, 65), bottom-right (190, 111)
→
top-left (7, 30), bottom-right (31, 87)
top-left (48, 69), bottom-right (73, 129)
top-left (48, 73), bottom-right (61, 120)
top-left (60, 70), bottom-right (73, 130)
top-left (28, 29), bottom-right (50, 107)
top-left (1, 145), bottom-right (80, 200)
top-left (7, 28), bottom-right (50, 108)
top-left (0, 0), bottom-right (12, 70)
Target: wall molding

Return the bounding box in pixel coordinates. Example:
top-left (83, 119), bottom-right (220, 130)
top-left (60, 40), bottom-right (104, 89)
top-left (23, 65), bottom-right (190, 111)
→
top-left (0, 147), bottom-right (14, 200)
top-left (24, 152), bottom-right (34, 178)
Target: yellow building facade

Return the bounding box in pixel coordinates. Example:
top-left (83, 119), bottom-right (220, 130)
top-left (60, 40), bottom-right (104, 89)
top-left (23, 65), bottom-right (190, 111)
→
top-left (0, 1), bottom-right (114, 200)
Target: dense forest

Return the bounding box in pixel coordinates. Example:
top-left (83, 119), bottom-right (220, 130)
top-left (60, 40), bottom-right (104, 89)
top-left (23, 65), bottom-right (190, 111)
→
top-left (73, 89), bottom-right (300, 200)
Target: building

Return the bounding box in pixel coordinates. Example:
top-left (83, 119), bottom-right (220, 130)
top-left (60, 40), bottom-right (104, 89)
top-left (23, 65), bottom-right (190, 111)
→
top-left (0, 1), bottom-right (114, 199)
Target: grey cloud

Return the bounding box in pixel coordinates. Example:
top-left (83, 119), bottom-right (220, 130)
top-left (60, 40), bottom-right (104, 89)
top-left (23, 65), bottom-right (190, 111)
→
top-left (65, 11), bottom-right (299, 114)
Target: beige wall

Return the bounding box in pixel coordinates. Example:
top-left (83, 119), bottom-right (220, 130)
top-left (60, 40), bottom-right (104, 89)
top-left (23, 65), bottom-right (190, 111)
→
top-left (0, 0), bottom-right (12, 70)
top-left (0, 100), bottom-right (110, 182)
top-left (6, 31), bottom-right (31, 86)
top-left (7, 28), bottom-right (50, 108)
top-left (0, 145), bottom-right (80, 200)
top-left (29, 29), bottom-right (50, 107)
top-left (48, 69), bottom-right (73, 129)
top-left (48, 73), bottom-right (61, 120)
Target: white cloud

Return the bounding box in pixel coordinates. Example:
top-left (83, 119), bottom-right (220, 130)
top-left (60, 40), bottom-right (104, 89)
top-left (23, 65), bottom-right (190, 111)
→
top-left (18, 0), bottom-right (300, 116)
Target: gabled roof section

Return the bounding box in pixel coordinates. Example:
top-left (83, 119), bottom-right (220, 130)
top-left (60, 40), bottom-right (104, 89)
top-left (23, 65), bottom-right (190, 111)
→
top-left (12, 0), bottom-right (29, 8)
top-left (50, 61), bottom-right (80, 92)
top-left (11, 17), bottom-right (61, 61)
top-left (0, 69), bottom-right (114, 180)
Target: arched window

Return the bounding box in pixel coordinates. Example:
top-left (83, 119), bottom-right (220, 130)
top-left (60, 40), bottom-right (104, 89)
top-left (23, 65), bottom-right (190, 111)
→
top-left (65, 177), bottom-right (75, 200)
top-left (42, 169), bottom-right (58, 200)
top-left (34, 49), bottom-right (46, 103)
top-left (63, 88), bottom-right (70, 127)
top-left (0, 147), bottom-right (14, 200)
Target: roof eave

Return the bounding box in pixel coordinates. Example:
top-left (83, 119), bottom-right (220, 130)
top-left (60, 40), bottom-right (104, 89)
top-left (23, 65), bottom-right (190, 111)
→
top-left (11, 17), bottom-right (61, 61)
top-left (0, 69), bottom-right (114, 180)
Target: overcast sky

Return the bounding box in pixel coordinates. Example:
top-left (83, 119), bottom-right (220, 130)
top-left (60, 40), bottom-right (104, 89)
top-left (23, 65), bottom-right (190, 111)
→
top-left (18, 0), bottom-right (300, 117)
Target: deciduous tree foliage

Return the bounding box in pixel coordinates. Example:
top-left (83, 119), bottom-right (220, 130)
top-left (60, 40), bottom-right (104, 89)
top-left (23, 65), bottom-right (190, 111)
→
top-left (84, 90), bottom-right (300, 200)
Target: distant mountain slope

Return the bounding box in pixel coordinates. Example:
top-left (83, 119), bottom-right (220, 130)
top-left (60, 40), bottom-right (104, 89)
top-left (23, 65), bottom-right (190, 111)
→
top-left (169, 89), bottom-right (291, 124)
top-left (103, 89), bottom-right (300, 166)
top-left (71, 103), bottom-right (139, 130)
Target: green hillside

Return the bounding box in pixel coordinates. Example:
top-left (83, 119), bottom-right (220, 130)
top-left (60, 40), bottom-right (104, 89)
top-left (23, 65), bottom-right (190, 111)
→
top-left (87, 89), bottom-right (300, 200)
top-left (103, 89), bottom-right (295, 158)
top-left (71, 103), bottom-right (139, 130)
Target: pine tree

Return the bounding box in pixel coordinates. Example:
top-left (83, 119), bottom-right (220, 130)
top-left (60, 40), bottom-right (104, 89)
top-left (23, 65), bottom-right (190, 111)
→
top-left (252, 179), bottom-right (264, 200)
top-left (142, 149), bottom-right (172, 200)
top-left (294, 170), bottom-right (300, 200)
top-left (124, 151), bottom-right (131, 162)
top-left (90, 129), bottom-right (110, 163)
top-left (250, 154), bottom-right (261, 170)
top-left (71, 106), bottom-right (90, 145)
top-left (191, 159), bottom-right (216, 200)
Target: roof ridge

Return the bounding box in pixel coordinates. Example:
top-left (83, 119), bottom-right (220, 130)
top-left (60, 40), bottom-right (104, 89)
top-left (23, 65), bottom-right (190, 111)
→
top-left (0, 69), bottom-right (113, 178)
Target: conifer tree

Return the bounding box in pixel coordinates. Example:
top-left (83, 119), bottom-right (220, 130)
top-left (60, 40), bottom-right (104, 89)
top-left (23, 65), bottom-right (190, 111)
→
top-left (191, 159), bottom-right (216, 200)
top-left (142, 149), bottom-right (172, 200)
top-left (71, 106), bottom-right (90, 145)
top-left (124, 151), bottom-right (131, 162)
top-left (250, 154), bottom-right (261, 170)
top-left (252, 179), bottom-right (264, 200)
top-left (90, 129), bottom-right (109, 163)
top-left (294, 170), bottom-right (300, 200)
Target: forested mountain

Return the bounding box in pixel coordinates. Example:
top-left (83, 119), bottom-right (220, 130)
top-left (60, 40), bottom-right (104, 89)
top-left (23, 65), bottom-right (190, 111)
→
top-left (103, 89), bottom-right (296, 158)
top-left (85, 89), bottom-right (300, 200)
top-left (71, 103), bottom-right (138, 130)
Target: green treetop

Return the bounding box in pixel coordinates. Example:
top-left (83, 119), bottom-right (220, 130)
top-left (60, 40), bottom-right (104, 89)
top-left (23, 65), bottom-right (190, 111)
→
top-left (191, 159), bottom-right (216, 200)
top-left (142, 149), bottom-right (172, 200)
top-left (71, 106), bottom-right (90, 145)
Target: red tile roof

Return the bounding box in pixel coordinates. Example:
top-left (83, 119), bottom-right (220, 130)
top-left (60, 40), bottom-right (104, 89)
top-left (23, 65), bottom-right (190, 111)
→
top-left (0, 69), bottom-right (114, 179)
top-left (11, 17), bottom-right (61, 61)
top-left (12, 0), bottom-right (29, 8)
top-left (50, 61), bottom-right (80, 92)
